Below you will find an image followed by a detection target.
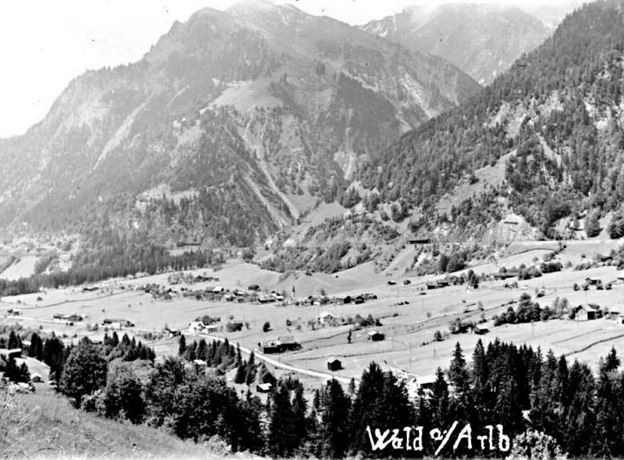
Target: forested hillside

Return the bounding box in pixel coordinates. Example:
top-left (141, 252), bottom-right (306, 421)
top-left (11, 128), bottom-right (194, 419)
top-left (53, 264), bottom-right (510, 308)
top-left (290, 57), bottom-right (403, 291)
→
top-left (361, 0), bottom-right (624, 239)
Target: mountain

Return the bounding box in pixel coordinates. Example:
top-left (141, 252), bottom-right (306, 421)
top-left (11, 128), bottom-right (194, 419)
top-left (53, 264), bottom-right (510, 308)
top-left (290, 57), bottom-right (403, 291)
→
top-left (362, 3), bottom-right (551, 85)
top-left (359, 0), bottom-right (624, 241)
top-left (0, 0), bottom-right (479, 248)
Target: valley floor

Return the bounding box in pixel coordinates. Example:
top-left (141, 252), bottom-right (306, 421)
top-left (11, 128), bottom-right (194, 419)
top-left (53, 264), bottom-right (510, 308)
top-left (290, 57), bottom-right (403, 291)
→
top-left (1, 239), bottom-right (623, 388)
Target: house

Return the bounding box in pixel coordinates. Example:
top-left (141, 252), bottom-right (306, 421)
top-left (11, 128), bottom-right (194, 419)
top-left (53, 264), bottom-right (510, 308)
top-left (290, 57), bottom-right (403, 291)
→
top-left (585, 277), bottom-right (602, 286)
top-left (276, 335), bottom-right (300, 351)
top-left (426, 279), bottom-right (450, 290)
top-left (0, 348), bottom-right (22, 359)
top-left (405, 231), bottom-right (431, 245)
top-left (472, 325), bottom-right (489, 335)
top-left (327, 358), bottom-right (342, 372)
top-left (259, 341), bottom-right (281, 354)
top-left (354, 295), bottom-right (365, 305)
top-left (573, 304), bottom-right (603, 320)
top-left (612, 314), bottom-right (624, 325)
top-left (257, 382), bottom-right (273, 393)
top-left (494, 271), bottom-right (519, 280)
top-left (416, 374), bottom-right (439, 392)
top-left (367, 330), bottom-right (385, 342)
top-left (318, 311), bottom-right (337, 324)
top-left (188, 321), bottom-right (206, 333)
top-left (260, 336), bottom-right (301, 353)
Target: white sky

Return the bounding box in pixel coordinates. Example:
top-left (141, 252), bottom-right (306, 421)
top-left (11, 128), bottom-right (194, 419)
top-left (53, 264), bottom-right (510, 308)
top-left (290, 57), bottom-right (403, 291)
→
top-left (0, 0), bottom-right (581, 138)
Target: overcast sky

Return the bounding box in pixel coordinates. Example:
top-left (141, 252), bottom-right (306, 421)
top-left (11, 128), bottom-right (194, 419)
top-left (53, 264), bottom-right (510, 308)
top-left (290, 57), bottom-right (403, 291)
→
top-left (0, 0), bottom-right (582, 138)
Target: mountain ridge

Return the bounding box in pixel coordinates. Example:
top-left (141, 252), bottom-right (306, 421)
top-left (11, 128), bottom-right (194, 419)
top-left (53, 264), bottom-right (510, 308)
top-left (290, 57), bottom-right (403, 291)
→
top-left (0, 1), bottom-right (480, 248)
top-left (361, 3), bottom-right (552, 85)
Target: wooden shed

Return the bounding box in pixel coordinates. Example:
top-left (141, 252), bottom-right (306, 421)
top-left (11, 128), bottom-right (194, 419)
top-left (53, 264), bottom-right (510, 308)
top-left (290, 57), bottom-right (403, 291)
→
top-left (327, 358), bottom-right (342, 372)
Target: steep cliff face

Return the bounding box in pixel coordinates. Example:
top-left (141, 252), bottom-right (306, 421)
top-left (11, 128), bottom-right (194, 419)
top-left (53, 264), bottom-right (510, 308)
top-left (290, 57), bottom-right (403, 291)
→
top-left (0, 1), bottom-right (479, 246)
top-left (362, 3), bottom-right (551, 85)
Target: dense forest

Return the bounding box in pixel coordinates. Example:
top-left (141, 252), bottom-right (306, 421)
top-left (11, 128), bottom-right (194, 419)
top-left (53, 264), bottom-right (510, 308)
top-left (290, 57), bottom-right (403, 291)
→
top-left (360, 0), bottom-right (624, 238)
top-left (5, 325), bottom-right (624, 458)
top-left (0, 232), bottom-right (222, 297)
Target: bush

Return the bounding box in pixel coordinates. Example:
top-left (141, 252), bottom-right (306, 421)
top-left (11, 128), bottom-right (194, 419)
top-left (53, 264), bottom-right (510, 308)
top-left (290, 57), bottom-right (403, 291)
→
top-left (585, 210), bottom-right (601, 237)
top-left (540, 261), bottom-right (562, 273)
top-left (608, 209), bottom-right (624, 239)
top-left (262, 322), bottom-right (271, 333)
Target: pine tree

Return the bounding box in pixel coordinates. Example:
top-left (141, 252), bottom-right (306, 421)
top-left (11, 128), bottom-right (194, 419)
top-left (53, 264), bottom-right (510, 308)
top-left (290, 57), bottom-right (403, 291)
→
top-left (320, 379), bottom-right (351, 458)
top-left (348, 362), bottom-right (386, 455)
top-left (43, 334), bottom-right (66, 382)
top-left (178, 335), bottom-right (186, 356)
top-left (449, 342), bottom-right (471, 421)
top-left (471, 339), bottom-right (489, 424)
top-left (234, 361), bottom-right (247, 384)
top-left (29, 332), bottom-right (44, 361)
top-left (604, 346), bottom-right (620, 373)
top-left (245, 352), bottom-right (256, 385)
top-left (292, 383), bottom-right (308, 452)
top-left (268, 383), bottom-right (296, 457)
top-left (430, 367), bottom-right (450, 427)
top-left (8, 329), bottom-right (21, 349)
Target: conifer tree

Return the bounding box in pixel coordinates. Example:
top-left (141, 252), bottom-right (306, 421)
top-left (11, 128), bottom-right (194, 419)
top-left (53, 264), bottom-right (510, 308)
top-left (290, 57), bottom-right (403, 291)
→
top-left (178, 335), bottom-right (186, 356)
top-left (320, 379), bottom-right (351, 458)
top-left (268, 383), bottom-right (296, 457)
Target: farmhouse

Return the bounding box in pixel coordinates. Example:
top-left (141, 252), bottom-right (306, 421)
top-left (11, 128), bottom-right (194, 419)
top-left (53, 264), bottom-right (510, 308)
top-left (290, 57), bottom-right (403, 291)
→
top-left (257, 382), bottom-right (273, 393)
top-left (327, 358), bottom-right (342, 371)
top-left (471, 325), bottom-right (489, 335)
top-left (416, 374), bottom-right (439, 392)
top-left (573, 304), bottom-right (603, 321)
top-left (0, 348), bottom-right (22, 359)
top-left (259, 340), bottom-right (281, 354)
top-left (405, 230), bottom-right (431, 245)
top-left (612, 314), bottom-right (624, 325)
top-left (426, 279), bottom-right (450, 290)
top-left (367, 330), bottom-right (385, 342)
top-left (494, 271), bottom-right (519, 280)
top-left (260, 335), bottom-right (301, 354)
top-left (188, 321), bottom-right (206, 333)
top-left (318, 311), bottom-right (337, 324)
top-left (276, 335), bottom-right (300, 351)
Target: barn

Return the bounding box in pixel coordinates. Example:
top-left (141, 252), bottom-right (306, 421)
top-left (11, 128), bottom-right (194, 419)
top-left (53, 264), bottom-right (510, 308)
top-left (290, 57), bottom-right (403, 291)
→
top-left (573, 304), bottom-right (603, 320)
top-left (327, 357), bottom-right (342, 371)
top-left (367, 330), bottom-right (385, 342)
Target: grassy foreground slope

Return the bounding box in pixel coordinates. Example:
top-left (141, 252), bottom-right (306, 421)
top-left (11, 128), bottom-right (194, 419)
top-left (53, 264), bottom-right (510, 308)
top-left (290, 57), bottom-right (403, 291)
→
top-left (0, 386), bottom-right (247, 459)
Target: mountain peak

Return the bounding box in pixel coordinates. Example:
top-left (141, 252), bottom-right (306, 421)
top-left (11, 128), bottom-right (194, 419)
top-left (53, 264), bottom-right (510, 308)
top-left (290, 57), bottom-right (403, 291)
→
top-left (362, 3), bottom-right (550, 85)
